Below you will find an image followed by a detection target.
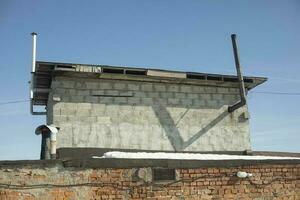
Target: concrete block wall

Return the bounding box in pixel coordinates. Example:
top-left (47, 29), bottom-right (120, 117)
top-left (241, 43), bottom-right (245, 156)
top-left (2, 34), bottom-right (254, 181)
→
top-left (47, 76), bottom-right (251, 151)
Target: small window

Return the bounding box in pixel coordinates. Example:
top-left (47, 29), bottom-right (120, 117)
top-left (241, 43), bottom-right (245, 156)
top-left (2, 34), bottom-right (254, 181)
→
top-left (153, 168), bottom-right (176, 181)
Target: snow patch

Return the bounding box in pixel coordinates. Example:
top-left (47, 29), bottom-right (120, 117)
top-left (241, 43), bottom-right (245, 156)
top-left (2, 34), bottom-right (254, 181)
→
top-left (93, 151), bottom-right (300, 160)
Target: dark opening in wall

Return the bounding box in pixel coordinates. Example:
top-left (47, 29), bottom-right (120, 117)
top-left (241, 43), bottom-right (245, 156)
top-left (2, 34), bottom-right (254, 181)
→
top-left (207, 75), bottom-right (223, 81)
top-left (125, 70), bottom-right (147, 76)
top-left (244, 78), bottom-right (254, 83)
top-left (223, 77), bottom-right (238, 82)
top-left (102, 68), bottom-right (124, 74)
top-left (56, 65), bottom-right (74, 69)
top-left (153, 168), bottom-right (176, 181)
top-left (186, 73), bottom-right (206, 80)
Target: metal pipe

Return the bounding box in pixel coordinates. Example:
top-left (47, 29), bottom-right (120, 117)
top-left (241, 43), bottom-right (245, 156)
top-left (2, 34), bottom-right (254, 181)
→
top-left (50, 130), bottom-right (57, 159)
top-left (35, 125), bottom-right (58, 160)
top-left (30, 32), bottom-right (46, 115)
top-left (31, 32), bottom-right (37, 73)
top-left (228, 34), bottom-right (247, 113)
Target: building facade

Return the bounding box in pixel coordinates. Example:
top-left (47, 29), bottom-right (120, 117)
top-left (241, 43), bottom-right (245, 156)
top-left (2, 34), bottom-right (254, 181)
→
top-left (32, 61), bottom-right (266, 152)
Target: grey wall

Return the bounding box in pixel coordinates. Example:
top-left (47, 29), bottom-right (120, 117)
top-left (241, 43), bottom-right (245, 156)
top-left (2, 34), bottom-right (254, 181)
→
top-left (47, 76), bottom-right (251, 151)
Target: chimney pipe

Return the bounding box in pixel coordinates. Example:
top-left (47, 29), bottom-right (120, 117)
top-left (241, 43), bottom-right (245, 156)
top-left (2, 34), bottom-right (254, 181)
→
top-left (228, 34), bottom-right (247, 113)
top-left (30, 32), bottom-right (46, 115)
top-left (31, 32), bottom-right (37, 73)
top-left (35, 125), bottom-right (59, 160)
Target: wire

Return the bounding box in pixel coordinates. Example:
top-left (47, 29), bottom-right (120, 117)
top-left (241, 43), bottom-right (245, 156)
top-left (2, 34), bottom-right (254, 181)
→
top-left (251, 91), bottom-right (300, 96)
top-left (0, 100), bottom-right (29, 106)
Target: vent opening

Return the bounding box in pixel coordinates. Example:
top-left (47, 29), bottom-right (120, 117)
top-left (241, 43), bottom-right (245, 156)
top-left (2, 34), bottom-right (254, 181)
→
top-left (102, 68), bottom-right (124, 74)
top-left (207, 75), bottom-right (222, 81)
top-left (56, 65), bottom-right (74, 69)
top-left (223, 77), bottom-right (238, 82)
top-left (153, 168), bottom-right (176, 181)
top-left (125, 70), bottom-right (147, 76)
top-left (244, 78), bottom-right (253, 83)
top-left (186, 73), bottom-right (206, 80)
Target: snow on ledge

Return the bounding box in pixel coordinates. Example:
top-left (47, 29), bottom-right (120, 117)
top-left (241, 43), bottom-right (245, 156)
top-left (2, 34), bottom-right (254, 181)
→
top-left (92, 151), bottom-right (300, 160)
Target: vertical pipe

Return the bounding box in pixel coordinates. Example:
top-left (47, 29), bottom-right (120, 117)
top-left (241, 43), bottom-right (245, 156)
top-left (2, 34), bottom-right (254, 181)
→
top-left (228, 34), bottom-right (247, 113)
top-left (30, 32), bottom-right (45, 115)
top-left (31, 32), bottom-right (37, 73)
top-left (30, 33), bottom-right (37, 114)
top-left (50, 132), bottom-right (57, 159)
top-left (40, 130), bottom-right (51, 160)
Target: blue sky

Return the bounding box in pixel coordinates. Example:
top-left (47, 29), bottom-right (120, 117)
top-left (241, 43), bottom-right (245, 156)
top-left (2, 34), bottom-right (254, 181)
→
top-left (0, 0), bottom-right (299, 160)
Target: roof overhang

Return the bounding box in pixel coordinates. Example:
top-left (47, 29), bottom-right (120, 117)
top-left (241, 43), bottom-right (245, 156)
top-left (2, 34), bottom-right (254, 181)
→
top-left (32, 61), bottom-right (267, 106)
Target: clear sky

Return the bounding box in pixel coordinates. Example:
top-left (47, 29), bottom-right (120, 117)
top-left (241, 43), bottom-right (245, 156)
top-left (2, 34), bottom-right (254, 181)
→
top-left (0, 0), bottom-right (299, 160)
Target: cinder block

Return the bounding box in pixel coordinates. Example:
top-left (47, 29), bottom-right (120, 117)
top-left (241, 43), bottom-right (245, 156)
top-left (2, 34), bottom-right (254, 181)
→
top-left (114, 97), bottom-right (128, 104)
top-left (206, 100), bottom-right (219, 108)
top-left (168, 98), bottom-right (180, 105)
top-left (212, 94), bottom-right (223, 100)
top-left (60, 108), bottom-right (76, 116)
top-left (167, 85), bottom-right (179, 92)
top-left (119, 91), bottom-right (133, 96)
top-left (134, 91), bottom-right (147, 97)
top-left (192, 85), bottom-right (205, 93)
top-left (141, 83), bottom-right (153, 91)
top-left (86, 82), bottom-right (99, 89)
top-left (91, 90), bottom-right (105, 96)
top-left (128, 97), bottom-right (141, 105)
top-left (51, 80), bottom-right (61, 88)
top-left (154, 84), bottom-right (166, 92)
top-left (141, 97), bottom-right (153, 105)
top-left (205, 86), bottom-right (217, 93)
top-left (97, 116), bottom-right (112, 124)
top-left (199, 94), bottom-right (211, 100)
top-left (187, 93), bottom-right (198, 99)
top-left (180, 85), bottom-right (192, 93)
top-left (75, 81), bottom-right (86, 89)
top-left (154, 98), bottom-right (167, 105)
top-left (99, 82), bottom-right (113, 90)
top-left (99, 97), bottom-right (114, 104)
top-left (76, 109), bottom-right (90, 116)
top-left (114, 83), bottom-right (127, 90)
top-left (193, 99), bottom-right (206, 107)
top-left (85, 96), bottom-right (99, 103)
top-left (229, 87), bottom-right (239, 93)
top-left (217, 87), bottom-right (229, 93)
top-left (55, 88), bottom-right (66, 94)
top-left (61, 80), bottom-right (75, 88)
top-left (105, 90), bottom-right (119, 96)
top-left (128, 83), bottom-right (140, 91)
top-left (77, 103), bottom-right (92, 109)
top-left (147, 92), bottom-right (160, 98)
top-left (160, 92), bottom-right (174, 98)
top-left (91, 104), bottom-right (106, 115)
top-left (70, 95), bottom-right (84, 102)
top-left (181, 99), bottom-right (193, 106)
top-left (174, 92), bottom-right (186, 99)
top-left (77, 89), bottom-right (90, 96)
top-left (69, 89), bottom-right (77, 95)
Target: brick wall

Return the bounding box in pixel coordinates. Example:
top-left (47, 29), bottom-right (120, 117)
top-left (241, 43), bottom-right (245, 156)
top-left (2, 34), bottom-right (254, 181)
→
top-left (0, 164), bottom-right (299, 199)
top-left (48, 76), bottom-right (251, 151)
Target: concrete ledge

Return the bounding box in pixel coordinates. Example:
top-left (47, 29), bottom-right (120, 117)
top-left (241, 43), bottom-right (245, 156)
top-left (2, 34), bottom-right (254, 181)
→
top-left (0, 158), bottom-right (300, 169)
top-left (0, 160), bottom-right (62, 169)
top-left (57, 148), bottom-right (248, 159)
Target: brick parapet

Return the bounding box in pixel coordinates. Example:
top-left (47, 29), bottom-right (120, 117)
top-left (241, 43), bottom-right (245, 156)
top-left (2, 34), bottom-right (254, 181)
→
top-left (0, 162), bottom-right (299, 199)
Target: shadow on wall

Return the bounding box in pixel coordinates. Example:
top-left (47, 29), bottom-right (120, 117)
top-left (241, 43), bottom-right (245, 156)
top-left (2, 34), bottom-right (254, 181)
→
top-left (152, 102), bottom-right (229, 151)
